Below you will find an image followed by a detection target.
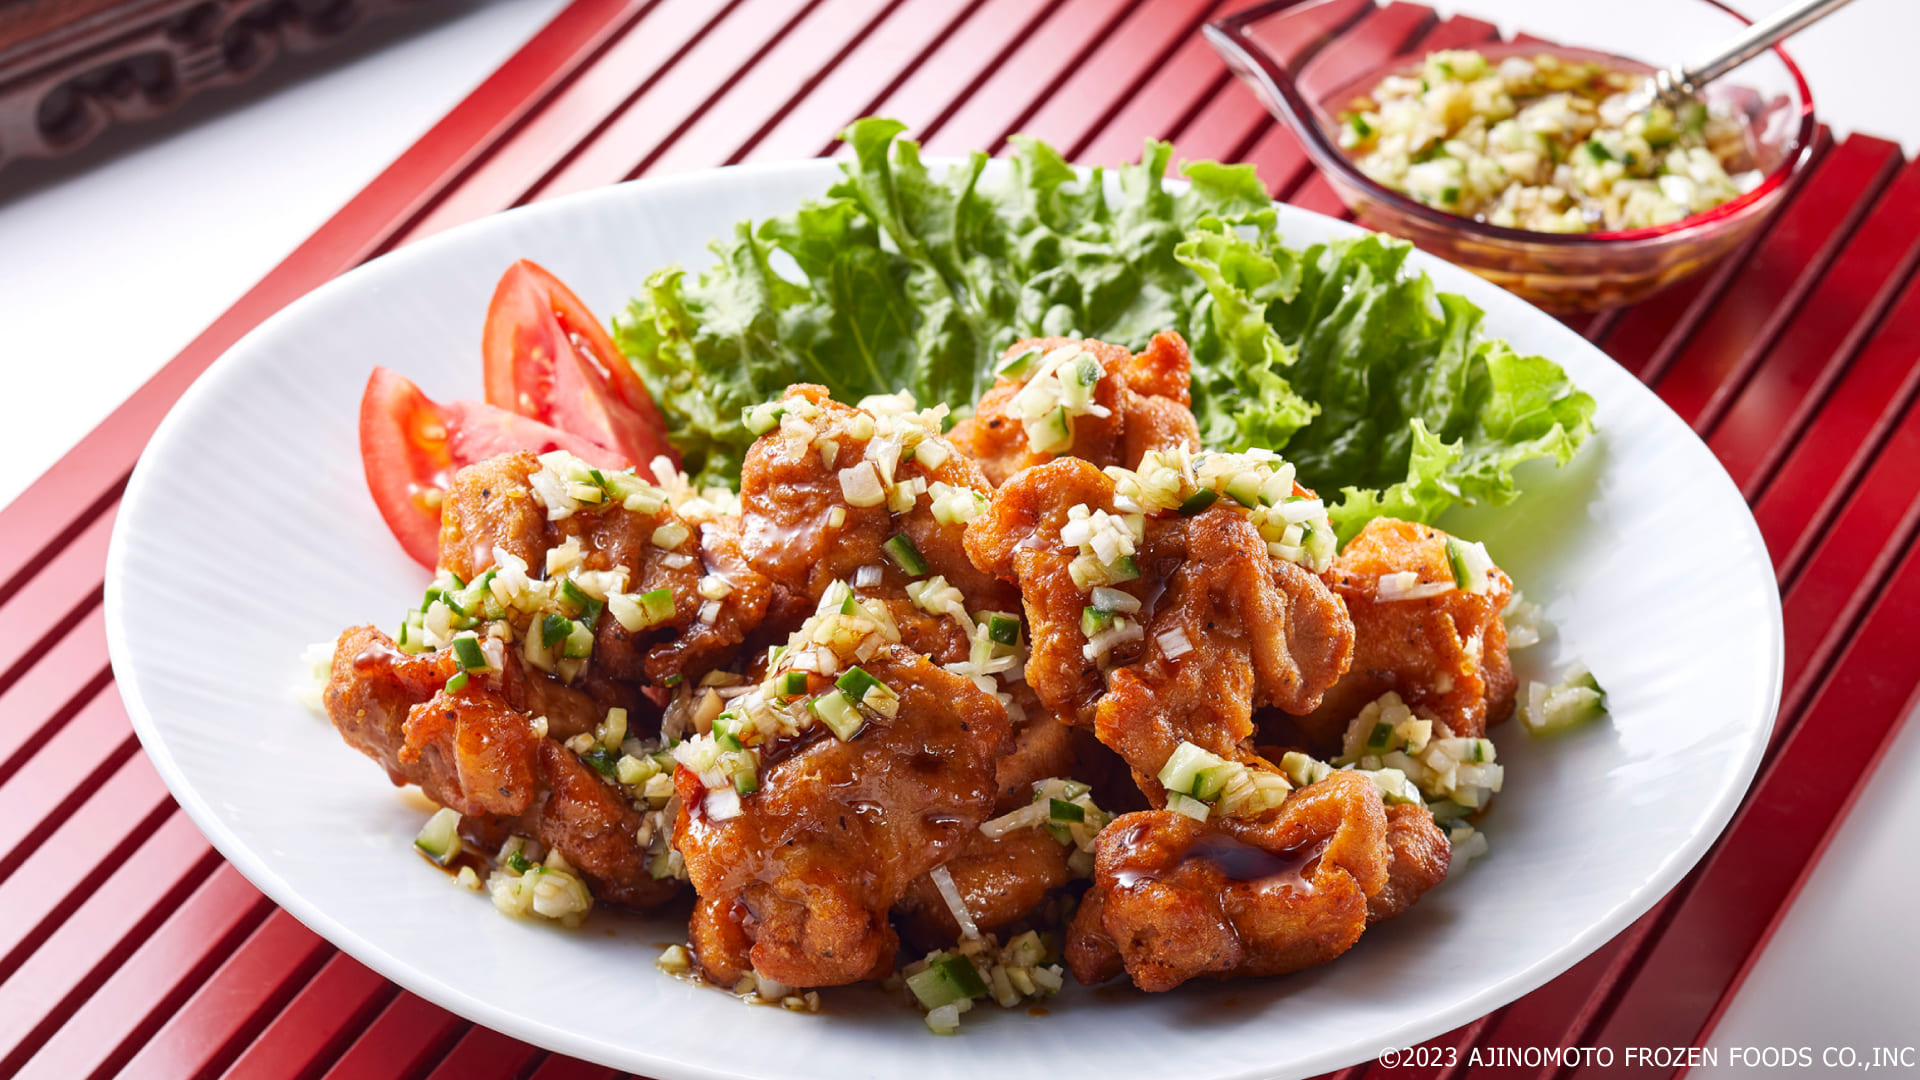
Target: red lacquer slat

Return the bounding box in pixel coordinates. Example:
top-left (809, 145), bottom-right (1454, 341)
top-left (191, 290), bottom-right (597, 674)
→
top-left (859, 0), bottom-right (1076, 144)
top-left (218, 953), bottom-right (394, 1080)
top-left (1710, 158), bottom-right (1920, 490)
top-left (532, 0), bottom-right (824, 199)
top-left (1753, 268), bottom-right (1920, 584)
top-left (1572, 527), bottom-right (1920, 1075)
top-left (0, 607), bottom-right (109, 783)
top-left (0, 687), bottom-right (133, 873)
top-left (0, 811), bottom-right (220, 1075)
top-left (1648, 136), bottom-right (1901, 417)
top-left (0, 502), bottom-right (114, 681)
top-left (0, 745), bottom-right (174, 975)
top-left (740, 0), bottom-right (990, 163)
top-left (0, 1), bottom-right (1914, 1075)
top-left (398, 0), bottom-right (747, 242)
top-left (14, 865), bottom-right (273, 1080)
top-left (640, 0), bottom-right (908, 177)
top-left (525, 1056), bottom-right (621, 1080)
top-left (1596, 128), bottom-right (1835, 376)
top-left (917, 0), bottom-right (1137, 156)
top-left (422, 1025), bottom-right (548, 1080)
top-left (111, 909), bottom-right (333, 1080)
top-left (961, 0), bottom-right (1220, 157)
top-left (317, 993), bottom-right (467, 1080)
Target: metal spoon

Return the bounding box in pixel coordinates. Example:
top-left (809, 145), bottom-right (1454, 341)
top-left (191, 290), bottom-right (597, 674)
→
top-left (1625, 0), bottom-right (1856, 113)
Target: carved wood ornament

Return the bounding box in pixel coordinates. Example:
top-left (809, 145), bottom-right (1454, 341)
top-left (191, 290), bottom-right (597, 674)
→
top-left (0, 0), bottom-right (430, 171)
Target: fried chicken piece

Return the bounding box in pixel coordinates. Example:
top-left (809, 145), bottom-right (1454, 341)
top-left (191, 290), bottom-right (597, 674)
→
top-left (738, 385), bottom-right (1014, 661)
top-left (949, 332), bottom-right (1201, 486)
top-left (894, 702), bottom-right (1079, 948)
top-left (966, 458), bottom-right (1353, 795)
top-left (1368, 803), bottom-right (1451, 924)
top-left (1296, 518), bottom-right (1516, 750)
top-left (325, 626), bottom-right (679, 909)
top-left (438, 451), bottom-right (770, 688)
top-left (1065, 770), bottom-right (1390, 991)
top-left (674, 647), bottom-right (1010, 988)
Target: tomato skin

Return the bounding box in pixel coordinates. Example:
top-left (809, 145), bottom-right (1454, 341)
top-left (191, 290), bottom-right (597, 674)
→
top-left (359, 367), bottom-right (630, 569)
top-left (482, 260), bottom-right (676, 469)
top-left (360, 367), bottom-right (457, 569)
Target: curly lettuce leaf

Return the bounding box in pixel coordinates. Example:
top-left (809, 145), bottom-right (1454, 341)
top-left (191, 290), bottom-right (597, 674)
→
top-left (613, 118), bottom-right (1594, 539)
top-left (1177, 224), bottom-right (1595, 540)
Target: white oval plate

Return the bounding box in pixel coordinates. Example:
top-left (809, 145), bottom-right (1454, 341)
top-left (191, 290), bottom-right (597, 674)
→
top-left (105, 159), bottom-right (1781, 1080)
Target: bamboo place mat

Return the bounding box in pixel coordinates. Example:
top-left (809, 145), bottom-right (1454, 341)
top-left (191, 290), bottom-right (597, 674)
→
top-left (3, 1), bottom-right (1917, 1077)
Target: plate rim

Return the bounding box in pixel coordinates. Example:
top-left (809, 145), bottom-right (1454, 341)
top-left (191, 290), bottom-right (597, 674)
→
top-left (104, 156), bottom-right (1784, 1080)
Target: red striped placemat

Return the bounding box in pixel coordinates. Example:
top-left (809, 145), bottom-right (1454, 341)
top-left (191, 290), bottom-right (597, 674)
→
top-left (2, 2), bottom-right (1913, 1077)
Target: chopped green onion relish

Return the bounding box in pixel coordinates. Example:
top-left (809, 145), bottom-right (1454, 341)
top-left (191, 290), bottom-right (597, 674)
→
top-left (882, 534), bottom-right (928, 576)
top-left (906, 955), bottom-right (988, 1010)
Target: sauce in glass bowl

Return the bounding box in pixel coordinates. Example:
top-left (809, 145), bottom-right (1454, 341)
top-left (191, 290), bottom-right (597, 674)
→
top-left (1336, 49), bottom-right (1760, 234)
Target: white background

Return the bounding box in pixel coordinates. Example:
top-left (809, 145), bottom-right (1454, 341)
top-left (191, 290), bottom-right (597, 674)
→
top-left (0, 0), bottom-right (1911, 1068)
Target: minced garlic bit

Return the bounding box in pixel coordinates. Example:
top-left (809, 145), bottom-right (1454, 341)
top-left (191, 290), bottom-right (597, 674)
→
top-left (1155, 742), bottom-right (1292, 821)
top-left (978, 778), bottom-right (1108, 877)
top-left (1004, 344), bottom-right (1110, 452)
top-left (760, 390), bottom-right (957, 518)
top-left (656, 944), bottom-right (694, 975)
top-left (1323, 691), bottom-right (1503, 810)
top-left (1340, 49), bottom-right (1757, 232)
top-left (903, 931), bottom-right (1066, 1034)
top-left (487, 839), bottom-right (594, 928)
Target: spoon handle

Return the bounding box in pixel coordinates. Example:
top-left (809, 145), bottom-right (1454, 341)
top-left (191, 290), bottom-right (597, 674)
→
top-left (1672, 0), bottom-right (1856, 97)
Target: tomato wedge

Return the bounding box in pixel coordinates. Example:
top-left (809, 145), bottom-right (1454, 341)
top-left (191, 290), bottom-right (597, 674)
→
top-left (359, 367), bottom-right (626, 569)
top-left (482, 260), bottom-right (676, 469)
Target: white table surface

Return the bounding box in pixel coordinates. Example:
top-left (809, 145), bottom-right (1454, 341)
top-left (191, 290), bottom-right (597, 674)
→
top-left (2, 0), bottom-right (1913, 1067)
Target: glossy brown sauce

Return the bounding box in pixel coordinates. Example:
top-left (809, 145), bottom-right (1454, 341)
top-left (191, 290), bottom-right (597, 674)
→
top-left (1112, 824), bottom-right (1318, 896)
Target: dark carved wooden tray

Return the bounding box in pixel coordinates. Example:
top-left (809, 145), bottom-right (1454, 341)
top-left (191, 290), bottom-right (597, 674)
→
top-left (0, 0), bottom-right (427, 170)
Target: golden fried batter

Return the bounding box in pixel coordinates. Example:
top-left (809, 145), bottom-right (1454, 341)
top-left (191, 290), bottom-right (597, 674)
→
top-left (966, 458), bottom-right (1353, 797)
top-left (1299, 517), bottom-right (1516, 750)
top-left (673, 647), bottom-right (1009, 988)
top-left (1065, 770), bottom-right (1390, 991)
top-left (438, 451), bottom-right (769, 688)
top-left (1368, 802), bottom-right (1451, 924)
top-left (949, 332), bottom-right (1201, 486)
top-left (894, 703), bottom-right (1079, 948)
top-left (324, 625), bottom-right (678, 908)
top-left (738, 385), bottom-right (1014, 661)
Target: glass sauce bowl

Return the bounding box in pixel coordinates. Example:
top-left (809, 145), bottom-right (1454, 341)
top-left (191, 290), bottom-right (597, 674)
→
top-left (1206, 0), bottom-right (1817, 312)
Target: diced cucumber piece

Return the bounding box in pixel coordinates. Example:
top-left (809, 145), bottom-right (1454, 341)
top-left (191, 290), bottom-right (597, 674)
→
top-left (776, 670), bottom-right (809, 697)
top-left (1080, 607), bottom-right (1114, 637)
top-left (1540, 685), bottom-right (1606, 732)
top-left (1071, 352), bottom-right (1103, 387)
top-left (1445, 536), bottom-right (1494, 594)
top-left (580, 746), bottom-right (619, 778)
top-left (1166, 792), bottom-right (1210, 821)
top-left (1028, 407), bottom-right (1072, 453)
top-left (1364, 720), bottom-right (1395, 753)
top-left (883, 534), bottom-right (929, 576)
top-left (541, 613), bottom-right (572, 649)
top-left (906, 955), bottom-right (986, 1010)
top-left (563, 620), bottom-right (595, 659)
top-left (1048, 798), bottom-right (1085, 823)
top-left (1157, 741), bottom-right (1224, 796)
top-left (835, 666), bottom-right (882, 700)
top-left (414, 807), bottom-right (462, 865)
top-left (1223, 472), bottom-right (1262, 508)
top-left (444, 670), bottom-right (470, 694)
top-left (732, 762), bottom-right (760, 795)
top-left (451, 634), bottom-right (488, 671)
top-left (1106, 555), bottom-right (1140, 583)
top-left (996, 346), bottom-right (1042, 380)
top-left (809, 689), bottom-right (865, 741)
top-left (742, 401), bottom-right (786, 435)
top-left (1190, 764), bottom-right (1233, 803)
top-left (986, 614), bottom-right (1021, 646)
top-left (1178, 488), bottom-right (1219, 516)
